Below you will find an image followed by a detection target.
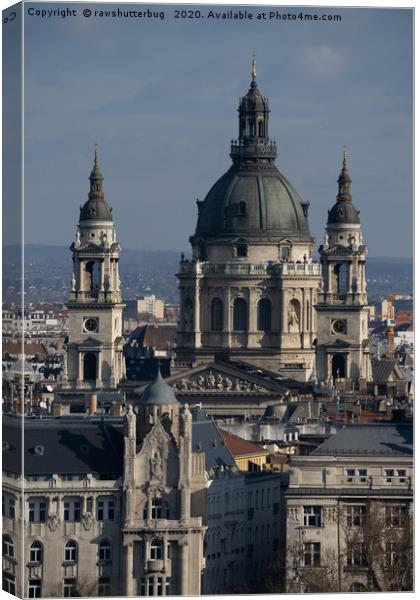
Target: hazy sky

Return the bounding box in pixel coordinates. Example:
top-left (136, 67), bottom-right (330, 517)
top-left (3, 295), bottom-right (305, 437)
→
top-left (23, 3), bottom-right (413, 256)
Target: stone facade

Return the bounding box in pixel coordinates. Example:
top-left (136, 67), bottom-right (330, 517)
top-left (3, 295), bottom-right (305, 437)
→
top-left (315, 150), bottom-right (372, 383)
top-left (176, 64), bottom-right (322, 381)
top-left (285, 424), bottom-right (413, 592)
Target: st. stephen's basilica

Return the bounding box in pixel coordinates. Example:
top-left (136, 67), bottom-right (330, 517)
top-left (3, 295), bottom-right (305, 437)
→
top-left (64, 58), bottom-right (372, 392)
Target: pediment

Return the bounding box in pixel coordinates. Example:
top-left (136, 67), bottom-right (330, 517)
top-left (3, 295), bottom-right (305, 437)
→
top-left (164, 362), bottom-right (286, 396)
top-left (76, 336), bottom-right (103, 347)
top-left (324, 338), bottom-right (351, 348)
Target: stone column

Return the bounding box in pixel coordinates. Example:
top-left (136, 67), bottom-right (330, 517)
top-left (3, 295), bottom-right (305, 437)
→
top-left (193, 277), bottom-right (201, 347)
top-left (325, 262), bottom-right (331, 294)
top-left (224, 287), bottom-right (232, 347)
top-left (179, 540), bottom-right (189, 596)
top-left (77, 352), bottom-right (83, 386)
top-left (347, 261), bottom-right (352, 294)
top-left (78, 258), bottom-right (83, 292)
top-left (99, 259), bottom-right (105, 291)
top-left (97, 351), bottom-right (102, 386)
top-left (125, 541), bottom-right (136, 596)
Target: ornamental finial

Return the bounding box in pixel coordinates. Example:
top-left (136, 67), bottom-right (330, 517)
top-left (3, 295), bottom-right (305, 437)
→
top-left (343, 145), bottom-right (348, 169)
top-left (94, 143), bottom-right (99, 168)
top-left (251, 55), bottom-right (257, 81)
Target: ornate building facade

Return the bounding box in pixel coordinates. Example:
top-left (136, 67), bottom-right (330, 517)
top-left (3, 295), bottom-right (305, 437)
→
top-left (177, 62), bottom-right (371, 384)
top-left (176, 61), bottom-right (321, 381)
top-left (315, 151), bottom-right (372, 382)
top-left (122, 374), bottom-right (207, 596)
top-left (64, 148), bottom-right (125, 390)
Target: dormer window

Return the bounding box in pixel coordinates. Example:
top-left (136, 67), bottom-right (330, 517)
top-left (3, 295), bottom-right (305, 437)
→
top-left (281, 246), bottom-right (290, 260)
top-left (237, 244), bottom-right (247, 258)
top-left (238, 201), bottom-right (247, 216)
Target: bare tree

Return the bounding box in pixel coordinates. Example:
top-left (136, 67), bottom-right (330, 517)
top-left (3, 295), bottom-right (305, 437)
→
top-left (341, 500), bottom-right (413, 592)
top-left (285, 500), bottom-right (413, 594)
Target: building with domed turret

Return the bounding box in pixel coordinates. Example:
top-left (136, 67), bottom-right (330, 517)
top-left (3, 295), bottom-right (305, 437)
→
top-left (177, 60), bottom-right (322, 382)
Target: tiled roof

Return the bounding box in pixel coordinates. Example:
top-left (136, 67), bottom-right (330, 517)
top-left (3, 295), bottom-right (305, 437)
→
top-left (372, 359), bottom-right (402, 382)
top-left (311, 423), bottom-right (413, 457)
top-left (218, 428), bottom-right (269, 458)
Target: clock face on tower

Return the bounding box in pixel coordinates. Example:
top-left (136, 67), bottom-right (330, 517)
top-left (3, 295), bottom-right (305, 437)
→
top-left (332, 319), bottom-right (347, 335)
top-left (83, 317), bottom-right (99, 333)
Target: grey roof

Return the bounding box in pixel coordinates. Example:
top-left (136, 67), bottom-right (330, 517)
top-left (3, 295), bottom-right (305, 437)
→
top-left (311, 423), bottom-right (413, 457)
top-left (79, 197), bottom-right (113, 222)
top-left (193, 165), bottom-right (312, 242)
top-left (372, 359), bottom-right (402, 382)
top-left (2, 415), bottom-right (124, 477)
top-left (191, 408), bottom-right (235, 470)
top-left (140, 369), bottom-right (179, 405)
top-left (2, 412), bottom-right (234, 477)
top-left (327, 199), bottom-right (360, 225)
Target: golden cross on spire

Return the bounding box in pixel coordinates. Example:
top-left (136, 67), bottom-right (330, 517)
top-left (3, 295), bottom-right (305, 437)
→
top-left (251, 55), bottom-right (257, 80)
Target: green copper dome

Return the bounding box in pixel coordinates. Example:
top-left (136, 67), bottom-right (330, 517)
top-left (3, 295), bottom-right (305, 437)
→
top-left (191, 62), bottom-right (312, 243)
top-left (327, 149), bottom-right (360, 226)
top-left (194, 164), bottom-right (312, 241)
top-left (79, 146), bottom-right (113, 223)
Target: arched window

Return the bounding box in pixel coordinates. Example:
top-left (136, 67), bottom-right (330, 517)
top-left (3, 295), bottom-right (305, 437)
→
top-left (29, 541), bottom-right (43, 563)
top-left (233, 298), bottom-right (247, 331)
top-left (348, 583), bottom-right (366, 592)
top-left (333, 263), bottom-right (348, 295)
top-left (98, 540), bottom-right (111, 562)
top-left (281, 246), bottom-right (290, 261)
top-left (3, 535), bottom-right (14, 558)
top-left (257, 298), bottom-right (271, 331)
top-left (83, 352), bottom-right (97, 381)
top-left (211, 298), bottom-right (223, 331)
top-left (236, 244), bottom-right (247, 258)
top-left (258, 120), bottom-right (264, 137)
top-left (64, 540), bottom-right (78, 563)
top-left (239, 201), bottom-right (247, 216)
top-left (150, 539), bottom-right (163, 560)
top-left (183, 298), bottom-right (194, 331)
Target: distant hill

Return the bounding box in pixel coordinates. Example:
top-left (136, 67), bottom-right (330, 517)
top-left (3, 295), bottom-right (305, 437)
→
top-left (2, 245), bottom-right (412, 305)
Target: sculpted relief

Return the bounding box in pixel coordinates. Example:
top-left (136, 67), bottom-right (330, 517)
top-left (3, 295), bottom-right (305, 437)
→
top-left (172, 371), bottom-right (268, 393)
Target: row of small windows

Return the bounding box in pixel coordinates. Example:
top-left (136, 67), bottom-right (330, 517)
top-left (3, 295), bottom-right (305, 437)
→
top-left (2, 535), bottom-right (112, 564)
top-left (298, 504), bottom-right (409, 528)
top-left (26, 496), bottom-right (115, 523)
top-left (2, 576), bottom-right (112, 598)
top-left (211, 298), bottom-right (272, 332)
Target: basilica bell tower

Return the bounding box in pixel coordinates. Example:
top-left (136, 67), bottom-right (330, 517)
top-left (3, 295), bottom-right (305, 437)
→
top-left (315, 149), bottom-right (372, 383)
top-left (64, 147), bottom-right (125, 390)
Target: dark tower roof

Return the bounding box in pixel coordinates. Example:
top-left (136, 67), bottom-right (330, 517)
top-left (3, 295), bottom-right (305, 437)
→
top-left (191, 59), bottom-right (312, 244)
top-left (140, 368), bottom-right (179, 405)
top-left (327, 148), bottom-right (360, 225)
top-left (79, 146), bottom-right (114, 223)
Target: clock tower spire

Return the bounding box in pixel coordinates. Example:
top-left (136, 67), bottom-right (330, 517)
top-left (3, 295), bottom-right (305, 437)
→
top-left (315, 148), bottom-right (371, 383)
top-left (64, 147), bottom-right (125, 391)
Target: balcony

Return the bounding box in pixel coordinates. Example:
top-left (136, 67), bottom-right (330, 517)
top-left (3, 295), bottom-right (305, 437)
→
top-left (230, 139), bottom-right (277, 159)
top-left (146, 559), bottom-right (165, 573)
top-left (179, 261), bottom-right (321, 278)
